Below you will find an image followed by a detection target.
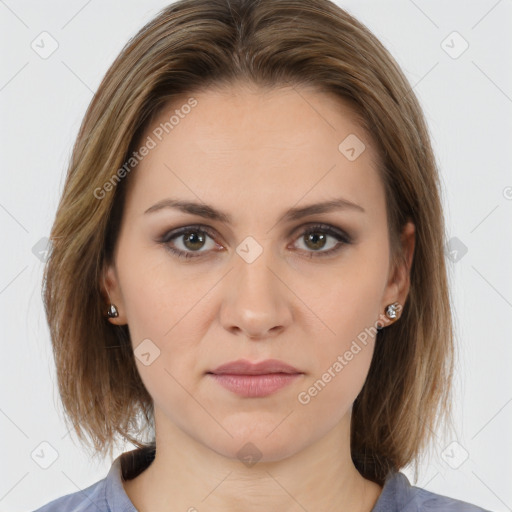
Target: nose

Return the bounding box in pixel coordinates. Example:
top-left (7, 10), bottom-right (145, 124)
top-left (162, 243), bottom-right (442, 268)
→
top-left (219, 244), bottom-right (294, 340)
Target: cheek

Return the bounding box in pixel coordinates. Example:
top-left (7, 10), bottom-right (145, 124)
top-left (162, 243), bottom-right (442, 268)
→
top-left (301, 242), bottom-right (388, 346)
top-left (298, 306), bottom-right (378, 416)
top-left (295, 244), bottom-right (389, 408)
top-left (114, 240), bottom-right (215, 397)
top-left (116, 238), bottom-right (205, 341)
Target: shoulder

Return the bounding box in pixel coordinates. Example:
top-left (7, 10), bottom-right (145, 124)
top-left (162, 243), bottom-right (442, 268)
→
top-left (31, 445), bottom-right (155, 512)
top-left (373, 471), bottom-right (493, 512)
top-left (31, 477), bottom-right (107, 512)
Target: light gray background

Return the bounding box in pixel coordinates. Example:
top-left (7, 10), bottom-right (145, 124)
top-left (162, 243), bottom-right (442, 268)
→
top-left (1, 1), bottom-right (511, 511)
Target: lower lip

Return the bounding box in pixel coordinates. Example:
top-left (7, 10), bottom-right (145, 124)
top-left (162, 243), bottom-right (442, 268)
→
top-left (207, 373), bottom-right (302, 397)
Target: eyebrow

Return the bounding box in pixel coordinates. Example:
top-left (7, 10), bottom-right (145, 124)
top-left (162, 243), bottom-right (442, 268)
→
top-left (143, 197), bottom-right (365, 224)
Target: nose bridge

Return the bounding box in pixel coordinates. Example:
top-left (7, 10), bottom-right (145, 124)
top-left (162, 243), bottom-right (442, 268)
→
top-left (219, 234), bottom-right (292, 337)
top-left (234, 234), bottom-right (279, 300)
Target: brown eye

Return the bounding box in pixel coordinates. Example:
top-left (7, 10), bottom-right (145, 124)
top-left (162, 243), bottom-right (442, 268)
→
top-left (159, 225), bottom-right (219, 259)
top-left (181, 231), bottom-right (207, 251)
top-left (159, 223), bottom-right (351, 260)
top-left (303, 231), bottom-right (328, 251)
top-left (293, 224), bottom-right (351, 258)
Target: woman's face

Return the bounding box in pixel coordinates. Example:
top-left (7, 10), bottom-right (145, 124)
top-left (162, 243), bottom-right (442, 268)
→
top-left (103, 83), bottom-right (413, 462)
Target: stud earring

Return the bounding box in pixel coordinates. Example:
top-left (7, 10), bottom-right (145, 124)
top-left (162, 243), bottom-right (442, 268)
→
top-left (107, 304), bottom-right (119, 318)
top-left (103, 275), bottom-right (119, 319)
top-left (385, 302), bottom-right (401, 320)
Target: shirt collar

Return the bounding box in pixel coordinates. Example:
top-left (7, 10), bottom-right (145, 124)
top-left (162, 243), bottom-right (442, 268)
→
top-left (105, 444), bottom-right (156, 512)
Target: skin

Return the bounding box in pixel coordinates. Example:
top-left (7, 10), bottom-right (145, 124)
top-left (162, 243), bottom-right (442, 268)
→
top-left (102, 82), bottom-right (415, 512)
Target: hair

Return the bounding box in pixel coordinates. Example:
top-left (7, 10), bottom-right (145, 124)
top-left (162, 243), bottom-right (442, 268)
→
top-left (42, 0), bottom-right (454, 485)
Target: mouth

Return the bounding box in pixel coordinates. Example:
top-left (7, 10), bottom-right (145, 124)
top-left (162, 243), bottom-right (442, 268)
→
top-left (206, 372), bottom-right (303, 398)
top-left (206, 359), bottom-right (304, 398)
top-left (208, 358), bottom-right (302, 376)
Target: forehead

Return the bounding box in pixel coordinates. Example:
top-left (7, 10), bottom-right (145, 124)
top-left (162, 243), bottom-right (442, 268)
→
top-left (124, 83), bottom-right (383, 223)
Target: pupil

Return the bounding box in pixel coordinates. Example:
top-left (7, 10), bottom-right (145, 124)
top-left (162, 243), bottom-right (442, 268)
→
top-left (307, 232), bottom-right (326, 250)
top-left (184, 231), bottom-right (204, 250)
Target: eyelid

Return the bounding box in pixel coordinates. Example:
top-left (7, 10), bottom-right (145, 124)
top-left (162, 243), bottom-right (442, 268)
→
top-left (289, 221), bottom-right (351, 240)
top-left (158, 222), bottom-right (352, 259)
top-left (158, 224), bottom-right (221, 244)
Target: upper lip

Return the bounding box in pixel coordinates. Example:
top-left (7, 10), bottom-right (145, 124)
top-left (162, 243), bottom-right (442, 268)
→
top-left (208, 358), bottom-right (302, 375)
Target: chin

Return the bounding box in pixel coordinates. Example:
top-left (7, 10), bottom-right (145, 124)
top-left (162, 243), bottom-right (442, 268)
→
top-left (198, 420), bottom-right (310, 465)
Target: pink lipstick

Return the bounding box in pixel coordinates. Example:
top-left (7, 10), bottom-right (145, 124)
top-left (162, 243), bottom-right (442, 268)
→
top-left (207, 358), bottom-right (303, 398)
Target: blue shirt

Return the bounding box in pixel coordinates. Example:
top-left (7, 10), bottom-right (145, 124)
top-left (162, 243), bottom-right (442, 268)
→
top-left (32, 446), bottom-right (492, 511)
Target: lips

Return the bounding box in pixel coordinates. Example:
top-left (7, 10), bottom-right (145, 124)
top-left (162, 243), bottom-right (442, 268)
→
top-left (207, 358), bottom-right (303, 398)
top-left (208, 358), bottom-right (302, 376)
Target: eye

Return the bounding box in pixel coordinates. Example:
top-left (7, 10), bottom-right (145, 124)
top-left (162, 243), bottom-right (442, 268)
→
top-left (158, 225), bottom-right (220, 259)
top-left (158, 223), bottom-right (351, 260)
top-left (291, 223), bottom-right (351, 258)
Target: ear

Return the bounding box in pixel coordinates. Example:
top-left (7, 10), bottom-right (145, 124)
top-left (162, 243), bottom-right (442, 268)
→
top-left (381, 221), bottom-right (415, 322)
top-left (99, 262), bottom-right (128, 325)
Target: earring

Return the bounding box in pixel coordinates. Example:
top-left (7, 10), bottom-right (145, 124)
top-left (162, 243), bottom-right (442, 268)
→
top-left (103, 276), bottom-right (119, 319)
top-left (385, 302), bottom-right (400, 320)
top-left (107, 304), bottom-right (119, 318)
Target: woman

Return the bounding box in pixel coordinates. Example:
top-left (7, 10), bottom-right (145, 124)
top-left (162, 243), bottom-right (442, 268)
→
top-left (34, 0), bottom-right (491, 510)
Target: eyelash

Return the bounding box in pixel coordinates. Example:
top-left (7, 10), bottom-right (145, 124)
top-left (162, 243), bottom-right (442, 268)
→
top-left (158, 223), bottom-right (352, 260)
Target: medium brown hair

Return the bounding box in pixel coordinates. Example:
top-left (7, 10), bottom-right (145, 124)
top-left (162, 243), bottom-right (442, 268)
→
top-left (43, 0), bottom-right (454, 485)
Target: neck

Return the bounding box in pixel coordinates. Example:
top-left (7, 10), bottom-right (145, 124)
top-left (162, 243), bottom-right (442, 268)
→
top-left (123, 411), bottom-right (383, 512)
